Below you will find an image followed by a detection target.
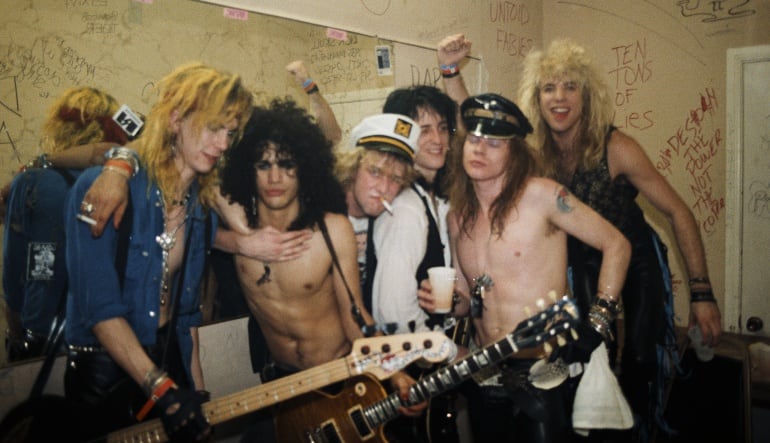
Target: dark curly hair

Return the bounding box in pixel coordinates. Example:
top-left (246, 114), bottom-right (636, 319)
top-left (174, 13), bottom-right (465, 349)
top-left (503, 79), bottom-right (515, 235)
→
top-left (219, 97), bottom-right (346, 230)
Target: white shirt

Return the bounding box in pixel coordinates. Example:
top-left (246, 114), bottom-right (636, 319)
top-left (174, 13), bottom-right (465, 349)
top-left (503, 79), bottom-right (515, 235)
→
top-left (371, 183), bottom-right (450, 334)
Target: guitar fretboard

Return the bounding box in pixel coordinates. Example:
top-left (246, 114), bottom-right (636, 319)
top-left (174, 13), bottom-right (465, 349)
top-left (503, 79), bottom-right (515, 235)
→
top-left (364, 330), bottom-right (521, 427)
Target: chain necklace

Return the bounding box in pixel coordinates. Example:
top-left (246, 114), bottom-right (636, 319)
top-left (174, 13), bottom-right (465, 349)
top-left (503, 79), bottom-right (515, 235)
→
top-left (156, 193), bottom-right (190, 306)
top-left (471, 227), bottom-right (494, 318)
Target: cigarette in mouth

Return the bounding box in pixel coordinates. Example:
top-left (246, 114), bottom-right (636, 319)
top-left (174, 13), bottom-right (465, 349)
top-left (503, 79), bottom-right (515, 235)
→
top-left (76, 214), bottom-right (97, 226)
top-left (381, 197), bottom-right (393, 215)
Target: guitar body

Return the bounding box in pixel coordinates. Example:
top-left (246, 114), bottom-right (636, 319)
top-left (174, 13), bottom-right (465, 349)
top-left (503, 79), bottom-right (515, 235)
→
top-left (274, 374), bottom-right (389, 443)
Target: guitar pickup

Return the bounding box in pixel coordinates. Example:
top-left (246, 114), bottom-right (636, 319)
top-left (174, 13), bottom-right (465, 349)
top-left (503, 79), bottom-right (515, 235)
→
top-left (348, 406), bottom-right (373, 439)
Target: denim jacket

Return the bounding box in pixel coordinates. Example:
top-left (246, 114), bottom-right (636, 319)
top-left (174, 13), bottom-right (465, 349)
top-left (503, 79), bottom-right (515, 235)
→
top-left (64, 166), bottom-right (216, 380)
top-left (3, 168), bottom-right (80, 336)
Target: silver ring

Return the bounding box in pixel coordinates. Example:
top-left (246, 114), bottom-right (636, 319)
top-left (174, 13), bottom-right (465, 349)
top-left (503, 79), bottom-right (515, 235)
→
top-left (82, 202), bottom-right (94, 214)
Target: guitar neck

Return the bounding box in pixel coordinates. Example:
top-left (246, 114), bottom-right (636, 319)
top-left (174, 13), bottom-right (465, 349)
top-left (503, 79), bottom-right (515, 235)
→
top-left (364, 330), bottom-right (519, 428)
top-left (106, 357), bottom-right (355, 443)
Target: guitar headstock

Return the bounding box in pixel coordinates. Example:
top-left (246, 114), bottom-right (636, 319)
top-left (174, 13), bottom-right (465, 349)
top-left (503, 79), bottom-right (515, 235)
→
top-left (512, 292), bottom-right (580, 352)
top-left (348, 331), bottom-right (457, 379)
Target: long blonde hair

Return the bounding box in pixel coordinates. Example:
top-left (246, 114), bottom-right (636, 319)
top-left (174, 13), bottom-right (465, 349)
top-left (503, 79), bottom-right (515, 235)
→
top-left (40, 86), bottom-right (123, 154)
top-left (518, 39), bottom-right (614, 179)
top-left (136, 62), bottom-right (253, 208)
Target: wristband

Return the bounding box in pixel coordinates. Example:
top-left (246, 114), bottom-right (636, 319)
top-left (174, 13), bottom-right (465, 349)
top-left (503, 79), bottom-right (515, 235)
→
top-left (136, 376), bottom-right (174, 421)
top-left (303, 80), bottom-right (319, 94)
top-left (440, 63), bottom-right (460, 78)
top-left (690, 289), bottom-right (717, 303)
top-left (104, 159), bottom-right (134, 177)
top-left (688, 276), bottom-right (710, 286)
top-left (105, 146), bottom-right (140, 177)
top-left (103, 165), bottom-right (131, 179)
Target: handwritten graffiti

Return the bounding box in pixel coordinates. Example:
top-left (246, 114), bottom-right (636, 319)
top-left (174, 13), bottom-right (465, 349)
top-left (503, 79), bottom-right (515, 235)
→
top-left (748, 181), bottom-right (770, 219)
top-left (488, 1), bottom-right (533, 57)
top-left (762, 114), bottom-right (770, 152)
top-left (1, 36), bottom-right (97, 92)
top-left (309, 36), bottom-right (373, 88)
top-left (678, 0), bottom-right (756, 22)
top-left (0, 75), bottom-right (21, 117)
top-left (0, 120), bottom-right (22, 163)
top-left (609, 38), bottom-right (654, 130)
top-left (360, 0), bottom-right (391, 15)
top-left (658, 87), bottom-right (724, 234)
top-left (489, 1), bottom-right (531, 25)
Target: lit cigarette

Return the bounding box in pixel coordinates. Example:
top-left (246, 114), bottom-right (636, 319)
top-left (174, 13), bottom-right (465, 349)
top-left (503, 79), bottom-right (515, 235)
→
top-left (76, 214), bottom-right (97, 226)
top-left (381, 197), bottom-right (393, 215)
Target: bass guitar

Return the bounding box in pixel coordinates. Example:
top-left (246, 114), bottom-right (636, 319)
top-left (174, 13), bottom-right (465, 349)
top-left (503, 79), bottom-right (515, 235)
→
top-left (273, 294), bottom-right (579, 443)
top-left (104, 331), bottom-right (456, 443)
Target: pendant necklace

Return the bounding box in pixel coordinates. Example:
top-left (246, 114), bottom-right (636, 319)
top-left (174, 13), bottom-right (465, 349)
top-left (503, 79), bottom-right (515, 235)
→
top-left (156, 193), bottom-right (189, 306)
top-left (471, 229), bottom-right (494, 318)
top-left (257, 262), bottom-right (271, 285)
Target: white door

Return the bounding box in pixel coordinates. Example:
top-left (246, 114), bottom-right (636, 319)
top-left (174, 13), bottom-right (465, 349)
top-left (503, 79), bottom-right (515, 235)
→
top-left (726, 45), bottom-right (770, 337)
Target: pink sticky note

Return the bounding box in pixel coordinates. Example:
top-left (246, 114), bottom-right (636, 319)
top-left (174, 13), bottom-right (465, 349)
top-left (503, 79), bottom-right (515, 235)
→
top-left (223, 8), bottom-right (248, 20)
top-left (326, 28), bottom-right (348, 41)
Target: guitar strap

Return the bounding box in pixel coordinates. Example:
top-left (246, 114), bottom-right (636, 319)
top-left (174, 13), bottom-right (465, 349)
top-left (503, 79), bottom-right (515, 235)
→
top-left (317, 217), bottom-right (396, 336)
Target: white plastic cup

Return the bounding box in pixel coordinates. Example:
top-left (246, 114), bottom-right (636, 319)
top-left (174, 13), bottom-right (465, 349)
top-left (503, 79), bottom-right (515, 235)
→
top-left (688, 326), bottom-right (715, 362)
top-left (427, 266), bottom-right (456, 314)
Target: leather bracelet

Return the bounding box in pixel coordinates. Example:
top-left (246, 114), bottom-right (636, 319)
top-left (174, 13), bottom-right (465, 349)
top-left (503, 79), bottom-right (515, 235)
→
top-left (688, 277), bottom-right (710, 286)
top-left (690, 289), bottom-right (717, 303)
top-left (595, 296), bottom-right (622, 316)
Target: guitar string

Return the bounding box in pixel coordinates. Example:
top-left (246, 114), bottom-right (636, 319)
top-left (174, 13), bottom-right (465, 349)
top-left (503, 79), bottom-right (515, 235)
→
top-left (109, 304), bottom-right (573, 441)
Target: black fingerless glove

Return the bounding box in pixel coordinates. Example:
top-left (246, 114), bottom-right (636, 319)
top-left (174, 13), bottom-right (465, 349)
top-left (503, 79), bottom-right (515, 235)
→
top-left (550, 320), bottom-right (604, 365)
top-left (155, 386), bottom-right (211, 442)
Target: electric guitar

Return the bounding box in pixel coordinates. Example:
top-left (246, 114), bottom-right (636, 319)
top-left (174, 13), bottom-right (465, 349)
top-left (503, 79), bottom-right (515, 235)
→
top-left (273, 295), bottom-right (579, 443)
top-left (104, 332), bottom-right (456, 443)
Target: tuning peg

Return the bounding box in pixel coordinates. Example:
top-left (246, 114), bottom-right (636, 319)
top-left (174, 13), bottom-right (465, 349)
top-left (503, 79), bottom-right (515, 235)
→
top-left (557, 334), bottom-right (566, 347)
top-left (543, 341), bottom-right (553, 354)
top-left (523, 306), bottom-right (532, 317)
top-left (535, 298), bottom-right (546, 310)
top-left (571, 329), bottom-right (579, 341)
top-left (548, 290), bottom-right (557, 302)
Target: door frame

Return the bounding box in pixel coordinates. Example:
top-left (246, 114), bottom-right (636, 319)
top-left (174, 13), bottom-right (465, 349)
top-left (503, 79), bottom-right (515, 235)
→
top-left (724, 44), bottom-right (770, 334)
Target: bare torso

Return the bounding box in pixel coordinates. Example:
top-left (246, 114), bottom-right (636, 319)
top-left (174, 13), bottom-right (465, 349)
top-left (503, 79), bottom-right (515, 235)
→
top-left (452, 178), bottom-right (570, 349)
top-left (234, 216), bottom-right (355, 370)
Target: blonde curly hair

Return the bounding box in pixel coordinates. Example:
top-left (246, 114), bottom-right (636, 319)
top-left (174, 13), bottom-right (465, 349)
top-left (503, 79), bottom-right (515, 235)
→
top-left (40, 86), bottom-right (124, 154)
top-left (518, 39), bottom-right (614, 180)
top-left (136, 62), bottom-right (253, 208)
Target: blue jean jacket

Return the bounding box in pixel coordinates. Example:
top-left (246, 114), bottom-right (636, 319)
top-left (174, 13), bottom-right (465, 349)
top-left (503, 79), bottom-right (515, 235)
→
top-left (3, 168), bottom-right (80, 336)
top-left (64, 166), bottom-right (216, 381)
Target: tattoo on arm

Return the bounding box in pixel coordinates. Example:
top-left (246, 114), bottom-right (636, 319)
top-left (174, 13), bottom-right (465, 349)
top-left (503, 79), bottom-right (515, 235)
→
top-left (556, 186), bottom-right (574, 213)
